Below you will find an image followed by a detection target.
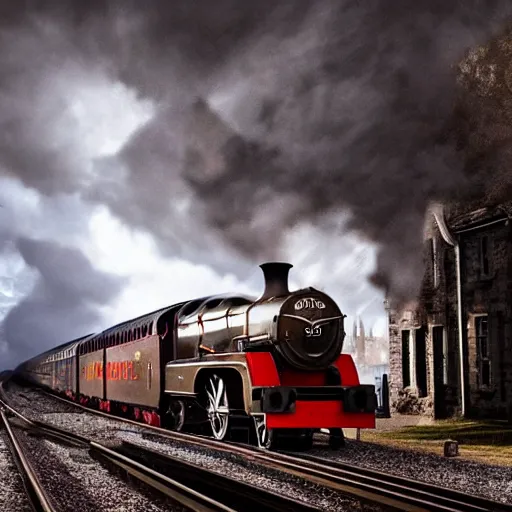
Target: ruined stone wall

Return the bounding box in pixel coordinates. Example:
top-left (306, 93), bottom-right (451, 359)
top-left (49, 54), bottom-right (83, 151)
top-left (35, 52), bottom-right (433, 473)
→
top-left (388, 218), bottom-right (461, 418)
top-left (389, 215), bottom-right (512, 419)
top-left (388, 219), bottom-right (444, 416)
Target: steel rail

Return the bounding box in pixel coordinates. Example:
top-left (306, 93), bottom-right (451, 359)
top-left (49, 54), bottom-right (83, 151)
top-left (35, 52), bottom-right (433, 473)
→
top-left (90, 442), bottom-right (235, 512)
top-left (117, 440), bottom-right (321, 512)
top-left (11, 384), bottom-right (512, 512)
top-left (293, 452), bottom-right (512, 512)
top-left (0, 409), bottom-right (58, 512)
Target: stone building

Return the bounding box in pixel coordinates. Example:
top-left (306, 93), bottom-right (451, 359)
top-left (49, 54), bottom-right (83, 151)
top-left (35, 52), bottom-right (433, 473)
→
top-left (388, 201), bottom-right (512, 419)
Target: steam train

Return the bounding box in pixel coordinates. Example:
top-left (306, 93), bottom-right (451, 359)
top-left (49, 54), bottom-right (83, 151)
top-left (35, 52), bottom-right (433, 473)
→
top-left (14, 263), bottom-right (376, 449)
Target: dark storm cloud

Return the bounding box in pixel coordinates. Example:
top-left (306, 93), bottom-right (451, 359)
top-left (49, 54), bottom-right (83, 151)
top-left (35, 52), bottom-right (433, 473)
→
top-left (173, 1), bottom-right (512, 304)
top-left (0, 0), bottom-right (512, 313)
top-left (2, 237), bottom-right (125, 365)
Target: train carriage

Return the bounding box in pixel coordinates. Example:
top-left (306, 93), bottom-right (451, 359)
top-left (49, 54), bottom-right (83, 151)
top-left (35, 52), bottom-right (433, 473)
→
top-left (19, 335), bottom-right (91, 394)
top-left (52, 340), bottom-right (82, 397)
top-left (78, 337), bottom-right (104, 407)
top-left (99, 304), bottom-right (186, 422)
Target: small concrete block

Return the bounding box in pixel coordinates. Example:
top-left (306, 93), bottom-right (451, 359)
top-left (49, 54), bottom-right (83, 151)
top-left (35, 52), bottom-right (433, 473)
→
top-left (444, 439), bottom-right (459, 457)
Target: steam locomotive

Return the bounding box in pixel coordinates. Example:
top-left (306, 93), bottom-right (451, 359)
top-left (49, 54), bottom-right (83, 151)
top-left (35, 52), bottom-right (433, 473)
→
top-left (14, 263), bottom-right (376, 449)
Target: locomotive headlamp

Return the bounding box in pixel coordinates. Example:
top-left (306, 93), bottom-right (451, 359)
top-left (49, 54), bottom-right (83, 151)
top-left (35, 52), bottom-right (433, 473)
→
top-left (261, 387), bottom-right (297, 413)
top-left (343, 385), bottom-right (377, 414)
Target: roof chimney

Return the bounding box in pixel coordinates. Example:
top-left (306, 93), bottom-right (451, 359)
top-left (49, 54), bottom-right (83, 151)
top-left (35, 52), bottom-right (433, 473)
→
top-left (259, 262), bottom-right (293, 300)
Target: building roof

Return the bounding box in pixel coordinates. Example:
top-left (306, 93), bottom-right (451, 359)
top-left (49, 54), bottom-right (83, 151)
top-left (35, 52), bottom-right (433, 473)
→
top-left (445, 200), bottom-right (512, 232)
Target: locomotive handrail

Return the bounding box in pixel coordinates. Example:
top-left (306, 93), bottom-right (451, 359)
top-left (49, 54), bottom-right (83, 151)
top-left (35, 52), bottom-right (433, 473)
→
top-left (279, 314), bottom-right (343, 327)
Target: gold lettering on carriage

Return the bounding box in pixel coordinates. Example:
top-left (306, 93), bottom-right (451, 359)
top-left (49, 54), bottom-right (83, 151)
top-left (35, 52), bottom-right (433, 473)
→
top-left (294, 297), bottom-right (326, 310)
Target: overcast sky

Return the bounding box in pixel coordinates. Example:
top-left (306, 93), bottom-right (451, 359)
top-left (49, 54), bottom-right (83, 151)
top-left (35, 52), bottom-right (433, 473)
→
top-left (1, 1), bottom-right (511, 370)
top-left (0, 78), bottom-right (387, 368)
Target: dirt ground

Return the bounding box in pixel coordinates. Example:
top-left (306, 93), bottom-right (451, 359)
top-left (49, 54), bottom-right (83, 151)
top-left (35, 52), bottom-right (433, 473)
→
top-left (344, 415), bottom-right (435, 439)
top-left (343, 415), bottom-right (512, 466)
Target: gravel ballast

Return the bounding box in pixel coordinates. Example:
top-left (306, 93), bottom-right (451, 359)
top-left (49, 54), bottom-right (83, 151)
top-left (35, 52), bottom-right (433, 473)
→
top-left (13, 427), bottom-right (185, 512)
top-left (308, 439), bottom-right (512, 506)
top-left (0, 432), bottom-right (32, 512)
top-left (7, 383), bottom-right (512, 508)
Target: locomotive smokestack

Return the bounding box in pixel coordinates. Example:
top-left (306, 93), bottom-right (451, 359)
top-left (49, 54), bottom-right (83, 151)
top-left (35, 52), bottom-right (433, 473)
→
top-left (259, 262), bottom-right (293, 300)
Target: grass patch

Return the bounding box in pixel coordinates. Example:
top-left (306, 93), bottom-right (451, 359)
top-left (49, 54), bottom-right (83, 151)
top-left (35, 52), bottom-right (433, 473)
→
top-left (378, 419), bottom-right (512, 445)
top-left (360, 419), bottom-right (512, 466)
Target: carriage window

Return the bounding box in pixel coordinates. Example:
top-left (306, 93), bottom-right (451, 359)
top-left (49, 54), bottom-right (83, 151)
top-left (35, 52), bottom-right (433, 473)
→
top-left (204, 298), bottom-right (224, 310)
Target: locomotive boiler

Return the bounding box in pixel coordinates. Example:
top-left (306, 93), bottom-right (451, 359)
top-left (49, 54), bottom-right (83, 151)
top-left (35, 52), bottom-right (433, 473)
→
top-left (15, 262), bottom-right (376, 450)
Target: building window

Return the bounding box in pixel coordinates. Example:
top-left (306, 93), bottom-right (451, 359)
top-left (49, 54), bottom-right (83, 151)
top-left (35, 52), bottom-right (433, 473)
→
top-left (401, 330), bottom-right (411, 388)
top-left (480, 236), bottom-right (490, 277)
top-left (475, 315), bottom-right (491, 387)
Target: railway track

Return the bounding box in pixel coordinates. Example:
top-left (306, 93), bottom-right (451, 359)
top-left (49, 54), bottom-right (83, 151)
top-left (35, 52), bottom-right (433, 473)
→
top-left (0, 391), bottom-right (322, 512)
top-left (0, 409), bottom-right (57, 512)
top-left (27, 386), bottom-right (512, 512)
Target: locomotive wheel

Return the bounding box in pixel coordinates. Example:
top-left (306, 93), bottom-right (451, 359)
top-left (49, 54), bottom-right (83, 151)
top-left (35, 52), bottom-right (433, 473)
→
top-left (205, 374), bottom-right (230, 440)
top-left (168, 400), bottom-right (186, 431)
top-left (253, 414), bottom-right (274, 449)
top-left (296, 431), bottom-right (314, 451)
top-left (328, 428), bottom-right (345, 450)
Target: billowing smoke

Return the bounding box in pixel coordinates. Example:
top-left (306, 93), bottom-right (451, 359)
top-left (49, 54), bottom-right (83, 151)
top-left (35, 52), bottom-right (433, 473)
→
top-left (3, 237), bottom-right (125, 362)
top-left (1, 1), bottom-right (512, 365)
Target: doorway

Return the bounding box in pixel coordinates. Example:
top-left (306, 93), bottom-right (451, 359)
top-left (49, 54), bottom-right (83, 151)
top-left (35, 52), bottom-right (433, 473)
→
top-left (432, 326), bottom-right (447, 418)
top-left (415, 327), bottom-right (428, 398)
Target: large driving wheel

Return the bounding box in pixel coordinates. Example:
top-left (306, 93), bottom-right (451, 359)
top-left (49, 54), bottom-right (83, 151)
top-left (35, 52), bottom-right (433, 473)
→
top-left (205, 374), bottom-right (230, 440)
